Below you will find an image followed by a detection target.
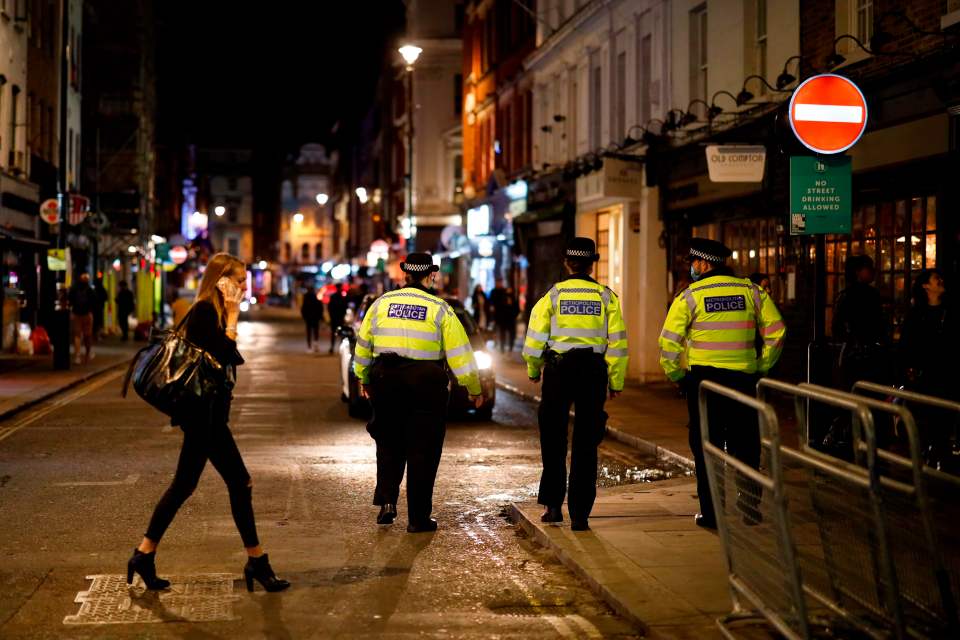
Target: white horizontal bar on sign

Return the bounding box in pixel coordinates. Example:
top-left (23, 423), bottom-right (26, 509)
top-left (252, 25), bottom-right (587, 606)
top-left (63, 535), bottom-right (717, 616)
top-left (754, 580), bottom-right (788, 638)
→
top-left (794, 103), bottom-right (863, 123)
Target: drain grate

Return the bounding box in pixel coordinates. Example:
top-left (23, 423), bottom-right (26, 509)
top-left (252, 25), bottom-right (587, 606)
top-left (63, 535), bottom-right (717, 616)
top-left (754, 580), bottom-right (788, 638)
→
top-left (64, 574), bottom-right (242, 625)
top-left (489, 604), bottom-right (578, 617)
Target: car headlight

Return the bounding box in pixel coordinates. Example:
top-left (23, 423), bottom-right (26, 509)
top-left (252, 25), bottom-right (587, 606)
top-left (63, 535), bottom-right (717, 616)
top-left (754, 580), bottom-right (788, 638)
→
top-left (474, 350), bottom-right (493, 370)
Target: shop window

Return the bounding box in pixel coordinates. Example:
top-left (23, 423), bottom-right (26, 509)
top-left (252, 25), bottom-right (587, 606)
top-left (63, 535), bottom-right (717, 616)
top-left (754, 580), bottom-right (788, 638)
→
top-left (825, 194), bottom-right (937, 337)
top-left (596, 212), bottom-right (610, 286)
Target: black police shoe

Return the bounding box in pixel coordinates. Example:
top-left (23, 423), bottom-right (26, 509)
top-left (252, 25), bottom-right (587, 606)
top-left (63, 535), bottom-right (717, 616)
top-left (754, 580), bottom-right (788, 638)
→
top-left (540, 506), bottom-right (563, 523)
top-left (407, 518), bottom-right (438, 533)
top-left (694, 513), bottom-right (717, 529)
top-left (377, 504), bottom-right (397, 525)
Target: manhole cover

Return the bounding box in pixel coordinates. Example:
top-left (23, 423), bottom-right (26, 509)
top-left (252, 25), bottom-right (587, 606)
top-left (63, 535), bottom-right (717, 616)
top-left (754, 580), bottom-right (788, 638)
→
top-left (64, 574), bottom-right (242, 625)
top-left (489, 604), bottom-right (578, 617)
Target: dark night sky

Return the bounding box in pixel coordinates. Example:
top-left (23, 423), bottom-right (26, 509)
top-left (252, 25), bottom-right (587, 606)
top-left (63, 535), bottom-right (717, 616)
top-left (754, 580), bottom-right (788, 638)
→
top-left (155, 1), bottom-right (406, 151)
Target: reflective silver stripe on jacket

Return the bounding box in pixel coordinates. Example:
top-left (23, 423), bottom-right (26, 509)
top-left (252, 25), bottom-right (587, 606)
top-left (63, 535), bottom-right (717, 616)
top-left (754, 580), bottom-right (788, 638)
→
top-left (761, 320), bottom-right (785, 336)
top-left (451, 362), bottom-right (478, 377)
top-left (356, 337), bottom-right (371, 349)
top-left (526, 328), bottom-right (549, 342)
top-left (751, 285), bottom-right (763, 317)
top-left (522, 345), bottom-right (544, 358)
top-left (606, 348), bottom-right (628, 357)
top-left (692, 282), bottom-right (753, 292)
top-left (445, 343), bottom-right (471, 359)
top-left (373, 346), bottom-right (443, 359)
top-left (682, 289), bottom-right (697, 316)
top-left (660, 329), bottom-right (683, 342)
top-left (608, 330), bottom-right (627, 341)
top-left (354, 354), bottom-right (373, 366)
top-left (691, 320), bottom-right (756, 330)
top-left (688, 340), bottom-right (754, 350)
top-left (660, 349), bottom-right (681, 361)
top-left (372, 326), bottom-right (440, 342)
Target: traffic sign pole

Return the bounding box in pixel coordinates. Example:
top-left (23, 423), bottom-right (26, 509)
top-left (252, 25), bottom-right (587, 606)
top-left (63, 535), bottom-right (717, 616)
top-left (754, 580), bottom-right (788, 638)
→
top-left (786, 74), bottom-right (869, 403)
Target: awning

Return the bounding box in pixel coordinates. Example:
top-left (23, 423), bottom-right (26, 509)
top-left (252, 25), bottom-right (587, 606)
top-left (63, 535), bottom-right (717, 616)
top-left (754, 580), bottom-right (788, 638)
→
top-left (0, 228), bottom-right (49, 249)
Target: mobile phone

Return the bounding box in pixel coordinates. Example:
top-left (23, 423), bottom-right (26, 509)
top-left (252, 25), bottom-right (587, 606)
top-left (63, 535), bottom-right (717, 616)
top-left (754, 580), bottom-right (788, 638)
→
top-left (217, 277), bottom-right (239, 301)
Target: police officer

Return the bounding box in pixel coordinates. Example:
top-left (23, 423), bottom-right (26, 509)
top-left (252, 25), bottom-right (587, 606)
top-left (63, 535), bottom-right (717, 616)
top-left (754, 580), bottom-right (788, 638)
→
top-left (522, 237), bottom-right (629, 531)
top-left (658, 238), bottom-right (786, 528)
top-left (353, 252), bottom-right (483, 533)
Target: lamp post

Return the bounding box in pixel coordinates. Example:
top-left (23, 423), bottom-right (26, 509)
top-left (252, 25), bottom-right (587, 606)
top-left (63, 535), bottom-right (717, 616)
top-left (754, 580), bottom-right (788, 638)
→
top-left (398, 44), bottom-right (422, 252)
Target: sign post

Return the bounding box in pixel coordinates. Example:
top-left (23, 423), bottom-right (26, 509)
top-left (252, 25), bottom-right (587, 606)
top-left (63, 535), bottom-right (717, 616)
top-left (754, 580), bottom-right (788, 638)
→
top-left (787, 74), bottom-right (868, 404)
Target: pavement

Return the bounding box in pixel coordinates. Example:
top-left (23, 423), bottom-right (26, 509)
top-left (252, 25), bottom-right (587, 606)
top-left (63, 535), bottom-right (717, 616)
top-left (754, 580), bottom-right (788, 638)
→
top-left (493, 350), bottom-right (760, 639)
top-left (0, 336), bottom-right (141, 420)
top-left (494, 352), bottom-right (694, 469)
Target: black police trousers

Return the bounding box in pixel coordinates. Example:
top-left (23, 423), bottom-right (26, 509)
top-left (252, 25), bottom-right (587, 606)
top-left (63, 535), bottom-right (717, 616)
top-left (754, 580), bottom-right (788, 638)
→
top-left (537, 349), bottom-right (608, 521)
top-left (685, 366), bottom-right (760, 521)
top-left (366, 354), bottom-right (449, 523)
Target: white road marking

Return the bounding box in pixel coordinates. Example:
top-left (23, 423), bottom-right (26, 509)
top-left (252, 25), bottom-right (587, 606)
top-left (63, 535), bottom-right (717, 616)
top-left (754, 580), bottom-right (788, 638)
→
top-left (566, 614), bottom-right (604, 638)
top-left (543, 615), bottom-right (578, 638)
top-left (793, 103), bottom-right (863, 123)
top-left (54, 474), bottom-right (140, 487)
top-left (0, 369), bottom-right (124, 445)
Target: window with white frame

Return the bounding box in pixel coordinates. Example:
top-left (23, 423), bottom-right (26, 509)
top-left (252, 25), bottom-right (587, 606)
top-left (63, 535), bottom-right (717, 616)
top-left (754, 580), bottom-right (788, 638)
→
top-left (639, 33), bottom-right (652, 124)
top-left (590, 55), bottom-right (602, 150)
top-left (615, 50), bottom-right (626, 144)
top-left (689, 5), bottom-right (708, 109)
top-left (854, 0), bottom-right (873, 44)
top-left (755, 0), bottom-right (767, 94)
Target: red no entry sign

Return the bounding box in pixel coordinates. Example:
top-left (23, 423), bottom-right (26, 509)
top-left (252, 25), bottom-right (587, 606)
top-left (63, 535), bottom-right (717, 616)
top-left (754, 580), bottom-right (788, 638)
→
top-left (788, 74), bottom-right (867, 154)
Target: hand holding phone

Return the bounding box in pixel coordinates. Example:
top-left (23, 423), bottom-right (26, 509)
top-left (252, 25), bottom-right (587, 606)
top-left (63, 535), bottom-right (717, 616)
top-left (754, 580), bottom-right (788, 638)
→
top-left (216, 277), bottom-right (242, 305)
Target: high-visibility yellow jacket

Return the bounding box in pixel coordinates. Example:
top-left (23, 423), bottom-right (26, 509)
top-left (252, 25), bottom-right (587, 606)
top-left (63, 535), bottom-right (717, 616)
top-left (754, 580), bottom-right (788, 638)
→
top-left (353, 285), bottom-right (482, 395)
top-left (659, 269), bottom-right (785, 381)
top-left (522, 276), bottom-right (629, 391)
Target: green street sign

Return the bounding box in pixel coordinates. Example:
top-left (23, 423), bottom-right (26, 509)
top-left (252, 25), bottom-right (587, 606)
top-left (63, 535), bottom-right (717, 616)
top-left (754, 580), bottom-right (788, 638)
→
top-left (155, 243), bottom-right (170, 263)
top-left (789, 155), bottom-right (852, 235)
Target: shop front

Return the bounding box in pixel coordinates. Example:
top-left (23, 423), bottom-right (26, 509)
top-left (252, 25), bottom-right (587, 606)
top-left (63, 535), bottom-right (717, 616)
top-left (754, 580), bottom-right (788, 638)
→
top-left (576, 156), bottom-right (666, 382)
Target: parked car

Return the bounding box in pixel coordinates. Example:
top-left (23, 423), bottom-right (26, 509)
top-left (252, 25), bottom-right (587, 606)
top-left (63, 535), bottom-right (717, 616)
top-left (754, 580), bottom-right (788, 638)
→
top-left (338, 294), bottom-right (496, 420)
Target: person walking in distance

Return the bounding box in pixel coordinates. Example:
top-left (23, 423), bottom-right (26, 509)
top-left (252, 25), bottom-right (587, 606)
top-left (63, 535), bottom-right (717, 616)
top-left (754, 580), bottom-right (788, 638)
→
top-left (69, 272), bottom-right (97, 364)
top-left (658, 239), bottom-right (785, 529)
top-left (494, 287), bottom-right (520, 353)
top-left (522, 237), bottom-right (629, 531)
top-left (116, 280), bottom-right (135, 341)
top-left (327, 284), bottom-right (348, 354)
top-left (353, 252), bottom-right (483, 532)
top-left (128, 253), bottom-right (289, 593)
top-left (301, 285), bottom-right (324, 354)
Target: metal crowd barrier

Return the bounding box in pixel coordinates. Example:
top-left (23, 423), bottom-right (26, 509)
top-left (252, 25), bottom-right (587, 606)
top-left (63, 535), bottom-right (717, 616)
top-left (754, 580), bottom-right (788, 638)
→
top-left (802, 382), bottom-right (959, 638)
top-left (698, 380), bottom-right (810, 640)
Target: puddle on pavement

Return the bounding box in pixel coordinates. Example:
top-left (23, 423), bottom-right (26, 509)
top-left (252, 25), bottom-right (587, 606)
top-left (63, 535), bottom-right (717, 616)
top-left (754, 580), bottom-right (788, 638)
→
top-left (596, 453), bottom-right (692, 488)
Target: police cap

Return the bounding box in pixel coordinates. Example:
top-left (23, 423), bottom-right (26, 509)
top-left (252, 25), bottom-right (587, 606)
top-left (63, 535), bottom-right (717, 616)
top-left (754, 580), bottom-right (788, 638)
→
top-left (565, 237), bottom-right (600, 262)
top-left (686, 238), bottom-right (732, 264)
top-left (400, 252), bottom-right (439, 275)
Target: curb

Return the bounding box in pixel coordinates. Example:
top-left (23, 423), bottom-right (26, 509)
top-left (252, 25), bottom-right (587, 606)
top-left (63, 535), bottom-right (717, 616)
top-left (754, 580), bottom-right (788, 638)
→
top-left (509, 503), bottom-right (650, 634)
top-left (0, 360), bottom-right (129, 422)
top-left (496, 380), bottom-right (695, 470)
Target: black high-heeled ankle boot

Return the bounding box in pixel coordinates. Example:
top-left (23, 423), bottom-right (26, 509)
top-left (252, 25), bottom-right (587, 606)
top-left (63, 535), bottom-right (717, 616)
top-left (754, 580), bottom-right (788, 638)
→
top-left (127, 548), bottom-right (171, 590)
top-left (377, 504), bottom-right (397, 524)
top-left (244, 554), bottom-right (290, 593)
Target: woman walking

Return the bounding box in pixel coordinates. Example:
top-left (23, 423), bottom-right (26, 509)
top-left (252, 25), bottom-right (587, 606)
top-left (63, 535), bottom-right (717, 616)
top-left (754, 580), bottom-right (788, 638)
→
top-left (127, 253), bottom-right (290, 593)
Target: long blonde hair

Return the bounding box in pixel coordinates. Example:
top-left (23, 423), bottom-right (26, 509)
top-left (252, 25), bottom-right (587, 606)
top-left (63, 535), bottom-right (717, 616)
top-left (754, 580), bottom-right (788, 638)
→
top-left (194, 253), bottom-right (246, 325)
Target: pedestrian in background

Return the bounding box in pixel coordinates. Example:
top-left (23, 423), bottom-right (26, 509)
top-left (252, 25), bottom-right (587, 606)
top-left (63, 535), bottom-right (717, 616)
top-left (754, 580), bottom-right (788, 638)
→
top-left (494, 286), bottom-right (520, 353)
top-left (69, 272), bottom-right (96, 365)
top-left (354, 252), bottom-right (483, 533)
top-left (470, 284), bottom-right (487, 328)
top-left (832, 255), bottom-right (890, 385)
top-left (301, 285), bottom-right (323, 354)
top-left (659, 239), bottom-right (785, 529)
top-left (327, 284), bottom-right (348, 354)
top-left (898, 269), bottom-right (959, 468)
top-left (749, 272), bottom-right (772, 296)
top-left (128, 252), bottom-right (289, 593)
top-left (523, 237), bottom-right (629, 532)
top-left (116, 280), bottom-right (135, 341)
top-left (94, 277), bottom-right (108, 340)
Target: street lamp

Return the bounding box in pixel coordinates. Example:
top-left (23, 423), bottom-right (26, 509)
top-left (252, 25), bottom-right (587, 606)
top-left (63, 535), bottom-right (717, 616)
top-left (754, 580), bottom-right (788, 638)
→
top-left (315, 193), bottom-right (328, 206)
top-left (293, 212), bottom-right (304, 224)
top-left (355, 187), bottom-right (369, 204)
top-left (398, 43), bottom-right (422, 251)
top-left (214, 205), bottom-right (226, 216)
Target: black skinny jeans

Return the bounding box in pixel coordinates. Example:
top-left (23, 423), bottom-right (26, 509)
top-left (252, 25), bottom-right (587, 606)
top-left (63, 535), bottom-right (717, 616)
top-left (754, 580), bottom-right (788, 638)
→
top-left (146, 420), bottom-right (259, 548)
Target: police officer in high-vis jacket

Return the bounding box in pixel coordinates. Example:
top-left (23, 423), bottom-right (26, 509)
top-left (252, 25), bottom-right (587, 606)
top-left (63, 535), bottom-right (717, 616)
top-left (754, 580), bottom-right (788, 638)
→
top-left (353, 252), bottom-right (483, 533)
top-left (522, 237), bottom-right (629, 531)
top-left (658, 238), bottom-right (786, 528)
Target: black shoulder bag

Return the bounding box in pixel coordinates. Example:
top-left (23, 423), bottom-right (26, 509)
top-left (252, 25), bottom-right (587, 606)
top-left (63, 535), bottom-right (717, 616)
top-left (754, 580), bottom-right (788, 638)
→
top-left (121, 309), bottom-right (226, 421)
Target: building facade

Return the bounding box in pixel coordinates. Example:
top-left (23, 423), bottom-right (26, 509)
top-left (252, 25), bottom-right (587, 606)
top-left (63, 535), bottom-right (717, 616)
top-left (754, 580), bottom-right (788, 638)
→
top-left (201, 148), bottom-right (254, 265)
top-left (278, 144), bottom-right (335, 269)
